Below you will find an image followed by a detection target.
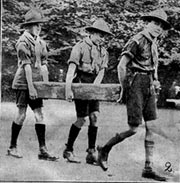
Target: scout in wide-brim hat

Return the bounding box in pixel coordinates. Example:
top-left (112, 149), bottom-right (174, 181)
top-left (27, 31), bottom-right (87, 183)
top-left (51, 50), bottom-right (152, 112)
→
top-left (20, 9), bottom-right (47, 28)
top-left (141, 9), bottom-right (171, 30)
top-left (85, 18), bottom-right (114, 36)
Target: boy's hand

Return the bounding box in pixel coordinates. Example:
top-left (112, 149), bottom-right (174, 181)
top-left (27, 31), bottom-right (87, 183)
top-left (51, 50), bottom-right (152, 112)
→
top-left (117, 86), bottom-right (123, 103)
top-left (29, 86), bottom-right (38, 100)
top-left (153, 80), bottom-right (161, 95)
top-left (65, 88), bottom-right (74, 102)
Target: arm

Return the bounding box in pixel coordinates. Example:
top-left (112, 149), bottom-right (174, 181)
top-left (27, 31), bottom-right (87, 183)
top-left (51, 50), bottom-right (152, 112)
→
top-left (24, 64), bottom-right (38, 99)
top-left (65, 63), bottom-right (76, 101)
top-left (40, 38), bottom-right (49, 82)
top-left (117, 55), bottom-right (131, 88)
top-left (117, 55), bottom-right (131, 102)
top-left (93, 69), bottom-right (105, 84)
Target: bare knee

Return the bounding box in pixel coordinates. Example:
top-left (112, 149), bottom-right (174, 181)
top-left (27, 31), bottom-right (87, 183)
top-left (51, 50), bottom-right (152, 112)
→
top-left (74, 117), bottom-right (86, 128)
top-left (15, 107), bottom-right (27, 125)
top-left (33, 108), bottom-right (44, 123)
top-left (89, 112), bottom-right (99, 126)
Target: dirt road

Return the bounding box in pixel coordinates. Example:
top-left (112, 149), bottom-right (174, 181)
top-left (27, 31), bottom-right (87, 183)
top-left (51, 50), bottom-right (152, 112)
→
top-left (0, 100), bottom-right (179, 182)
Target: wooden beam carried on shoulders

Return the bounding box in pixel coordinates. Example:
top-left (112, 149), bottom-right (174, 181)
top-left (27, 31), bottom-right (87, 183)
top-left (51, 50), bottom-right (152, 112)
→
top-left (34, 82), bottom-right (121, 101)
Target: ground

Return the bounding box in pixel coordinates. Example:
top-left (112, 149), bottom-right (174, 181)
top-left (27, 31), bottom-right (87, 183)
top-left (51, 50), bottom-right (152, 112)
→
top-left (0, 100), bottom-right (180, 182)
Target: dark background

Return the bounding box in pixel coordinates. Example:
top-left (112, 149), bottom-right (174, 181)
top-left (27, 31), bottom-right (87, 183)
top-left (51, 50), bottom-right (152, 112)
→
top-left (2, 0), bottom-right (180, 107)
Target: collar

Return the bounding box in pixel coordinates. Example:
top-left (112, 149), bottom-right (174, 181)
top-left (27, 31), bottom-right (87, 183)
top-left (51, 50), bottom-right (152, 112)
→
top-left (84, 36), bottom-right (94, 47)
top-left (140, 30), bottom-right (155, 43)
top-left (23, 30), bottom-right (36, 46)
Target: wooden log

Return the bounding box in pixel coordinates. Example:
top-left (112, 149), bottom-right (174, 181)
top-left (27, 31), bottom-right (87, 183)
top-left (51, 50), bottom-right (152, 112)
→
top-left (34, 82), bottom-right (121, 101)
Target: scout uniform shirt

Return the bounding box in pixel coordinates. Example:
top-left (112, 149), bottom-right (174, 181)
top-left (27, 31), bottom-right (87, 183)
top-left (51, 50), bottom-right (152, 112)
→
top-left (121, 30), bottom-right (158, 73)
top-left (12, 30), bottom-right (48, 90)
top-left (68, 36), bottom-right (109, 83)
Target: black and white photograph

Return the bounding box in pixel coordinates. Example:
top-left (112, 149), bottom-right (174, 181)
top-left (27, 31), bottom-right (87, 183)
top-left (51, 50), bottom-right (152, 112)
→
top-left (1, 0), bottom-right (180, 182)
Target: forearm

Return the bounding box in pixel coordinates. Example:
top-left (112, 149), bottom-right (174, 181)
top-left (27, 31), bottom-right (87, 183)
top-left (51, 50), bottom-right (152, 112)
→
top-left (117, 55), bottom-right (130, 87)
top-left (93, 69), bottom-right (105, 84)
top-left (66, 63), bottom-right (76, 90)
top-left (118, 64), bottom-right (126, 87)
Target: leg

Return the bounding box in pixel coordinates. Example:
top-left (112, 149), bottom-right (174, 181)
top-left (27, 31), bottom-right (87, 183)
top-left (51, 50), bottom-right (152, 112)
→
top-left (63, 117), bottom-right (85, 163)
top-left (63, 99), bottom-right (88, 163)
top-left (142, 121), bottom-right (167, 181)
top-left (34, 107), bottom-right (46, 148)
top-left (7, 106), bottom-right (27, 158)
top-left (86, 111), bottom-right (99, 164)
top-left (33, 107), bottom-right (58, 161)
top-left (97, 125), bottom-right (138, 171)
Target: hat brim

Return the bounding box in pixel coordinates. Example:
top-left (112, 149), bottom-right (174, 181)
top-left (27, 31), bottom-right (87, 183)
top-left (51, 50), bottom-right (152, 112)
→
top-left (85, 27), bottom-right (114, 36)
top-left (141, 16), bottom-right (171, 30)
top-left (20, 19), bottom-right (47, 28)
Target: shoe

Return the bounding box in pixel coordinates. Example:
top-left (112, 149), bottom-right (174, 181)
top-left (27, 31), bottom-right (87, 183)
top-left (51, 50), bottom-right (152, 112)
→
top-left (63, 149), bottom-right (81, 163)
top-left (97, 146), bottom-right (109, 171)
top-left (86, 148), bottom-right (97, 165)
top-left (7, 147), bottom-right (23, 158)
top-left (142, 169), bottom-right (167, 181)
top-left (38, 146), bottom-right (59, 161)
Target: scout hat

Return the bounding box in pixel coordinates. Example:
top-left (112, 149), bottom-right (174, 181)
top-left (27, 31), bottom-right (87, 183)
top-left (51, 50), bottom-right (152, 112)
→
top-left (20, 9), bottom-right (47, 28)
top-left (85, 18), bottom-right (113, 36)
top-left (141, 9), bottom-right (171, 30)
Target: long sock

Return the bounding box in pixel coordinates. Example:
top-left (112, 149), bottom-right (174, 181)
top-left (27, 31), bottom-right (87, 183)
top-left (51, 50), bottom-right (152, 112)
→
top-left (144, 140), bottom-right (154, 170)
top-left (66, 124), bottom-right (81, 151)
top-left (103, 129), bottom-right (136, 153)
top-left (88, 126), bottom-right (98, 150)
top-left (10, 121), bottom-right (22, 148)
top-left (35, 123), bottom-right (46, 148)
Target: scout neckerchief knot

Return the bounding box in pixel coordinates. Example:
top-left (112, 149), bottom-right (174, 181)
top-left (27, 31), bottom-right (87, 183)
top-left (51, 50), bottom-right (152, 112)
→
top-left (34, 36), bottom-right (42, 69)
top-left (22, 31), bottom-right (42, 69)
top-left (91, 43), bottom-right (107, 74)
top-left (140, 30), bottom-right (158, 70)
top-left (85, 18), bottom-right (113, 74)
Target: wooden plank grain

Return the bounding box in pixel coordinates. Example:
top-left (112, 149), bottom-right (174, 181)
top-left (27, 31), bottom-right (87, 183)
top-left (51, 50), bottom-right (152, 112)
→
top-left (34, 82), bottom-right (121, 101)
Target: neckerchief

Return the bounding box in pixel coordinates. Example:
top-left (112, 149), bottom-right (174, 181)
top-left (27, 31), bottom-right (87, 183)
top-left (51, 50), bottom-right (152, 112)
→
top-left (140, 30), bottom-right (158, 69)
top-left (17, 30), bottom-right (42, 68)
top-left (84, 37), bottom-right (107, 74)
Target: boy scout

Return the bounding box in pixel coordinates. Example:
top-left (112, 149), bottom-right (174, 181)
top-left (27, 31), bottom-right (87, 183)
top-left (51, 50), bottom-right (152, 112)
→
top-left (97, 9), bottom-right (171, 181)
top-left (63, 18), bottom-right (113, 164)
top-left (7, 9), bottom-right (58, 161)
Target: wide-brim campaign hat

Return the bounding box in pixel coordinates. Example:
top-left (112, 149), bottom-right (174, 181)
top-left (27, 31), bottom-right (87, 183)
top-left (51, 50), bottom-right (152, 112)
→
top-left (85, 18), bottom-right (114, 36)
top-left (20, 9), bottom-right (47, 28)
top-left (141, 9), bottom-right (171, 30)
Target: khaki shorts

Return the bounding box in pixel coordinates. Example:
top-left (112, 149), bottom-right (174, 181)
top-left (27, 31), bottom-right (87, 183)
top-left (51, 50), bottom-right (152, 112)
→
top-left (74, 99), bottom-right (99, 118)
top-left (15, 89), bottom-right (43, 110)
top-left (126, 74), bottom-right (157, 126)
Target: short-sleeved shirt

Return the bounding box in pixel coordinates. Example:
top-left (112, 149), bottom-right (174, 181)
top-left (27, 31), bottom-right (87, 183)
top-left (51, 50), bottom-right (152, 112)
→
top-left (12, 31), bottom-right (48, 90)
top-left (68, 37), bottom-right (109, 75)
top-left (121, 30), bottom-right (158, 72)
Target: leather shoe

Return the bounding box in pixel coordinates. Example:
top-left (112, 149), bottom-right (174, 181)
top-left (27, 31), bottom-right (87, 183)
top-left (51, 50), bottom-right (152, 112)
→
top-left (97, 146), bottom-right (108, 171)
top-left (142, 169), bottom-right (167, 181)
top-left (63, 149), bottom-right (81, 163)
top-left (7, 147), bottom-right (23, 158)
top-left (86, 148), bottom-right (97, 165)
top-left (38, 146), bottom-right (59, 161)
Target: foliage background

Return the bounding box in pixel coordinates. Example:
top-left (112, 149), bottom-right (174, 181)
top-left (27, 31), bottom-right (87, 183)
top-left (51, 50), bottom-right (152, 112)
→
top-left (2, 0), bottom-right (180, 107)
